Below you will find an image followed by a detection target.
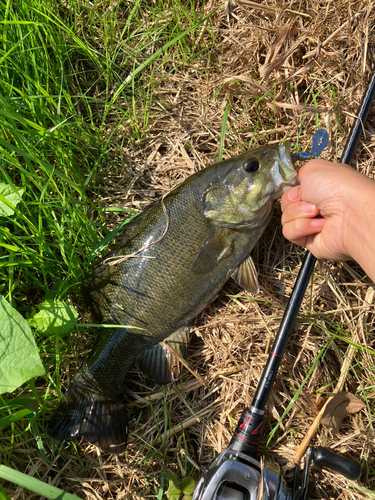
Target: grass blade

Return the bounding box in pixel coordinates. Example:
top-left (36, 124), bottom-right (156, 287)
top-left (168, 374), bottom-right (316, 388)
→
top-left (0, 483), bottom-right (10, 500)
top-left (266, 343), bottom-right (330, 446)
top-left (0, 464), bottom-right (80, 500)
top-left (102, 4), bottom-right (220, 125)
top-left (218, 102), bottom-right (231, 162)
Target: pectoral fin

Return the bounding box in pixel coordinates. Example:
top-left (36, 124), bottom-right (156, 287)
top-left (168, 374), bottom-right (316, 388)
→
top-left (231, 254), bottom-right (259, 295)
top-left (192, 229), bottom-right (235, 274)
top-left (136, 327), bottom-right (190, 385)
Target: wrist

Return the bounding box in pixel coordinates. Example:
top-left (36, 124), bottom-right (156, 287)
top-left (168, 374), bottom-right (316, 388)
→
top-left (344, 173), bottom-right (375, 281)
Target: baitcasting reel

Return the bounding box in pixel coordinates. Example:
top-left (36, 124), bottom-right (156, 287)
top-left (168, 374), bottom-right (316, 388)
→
top-left (193, 407), bottom-right (361, 500)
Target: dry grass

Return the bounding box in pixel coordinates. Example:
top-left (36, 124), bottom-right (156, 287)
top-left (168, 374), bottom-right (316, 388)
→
top-left (4, 0), bottom-right (375, 499)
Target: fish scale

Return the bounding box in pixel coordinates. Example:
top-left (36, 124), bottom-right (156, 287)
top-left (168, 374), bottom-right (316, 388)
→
top-left (47, 143), bottom-right (298, 453)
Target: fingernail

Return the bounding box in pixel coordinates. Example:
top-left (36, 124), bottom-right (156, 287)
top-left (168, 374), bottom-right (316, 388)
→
top-left (288, 186), bottom-right (300, 201)
top-left (300, 202), bottom-right (317, 214)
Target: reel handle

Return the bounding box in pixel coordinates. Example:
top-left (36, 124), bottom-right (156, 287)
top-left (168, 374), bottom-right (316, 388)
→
top-left (313, 446), bottom-right (361, 480)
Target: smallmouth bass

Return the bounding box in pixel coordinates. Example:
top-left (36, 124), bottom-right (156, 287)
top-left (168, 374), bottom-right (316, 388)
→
top-left (47, 143), bottom-right (298, 453)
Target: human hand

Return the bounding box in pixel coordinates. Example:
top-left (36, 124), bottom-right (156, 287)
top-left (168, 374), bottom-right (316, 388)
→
top-left (280, 159), bottom-right (375, 264)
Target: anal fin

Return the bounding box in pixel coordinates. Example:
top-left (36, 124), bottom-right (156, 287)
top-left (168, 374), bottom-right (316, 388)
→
top-left (231, 254), bottom-right (259, 295)
top-left (136, 327), bottom-right (190, 385)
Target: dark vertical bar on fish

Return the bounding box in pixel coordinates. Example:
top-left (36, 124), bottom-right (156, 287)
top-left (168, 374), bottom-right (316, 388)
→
top-left (229, 70), bottom-right (375, 458)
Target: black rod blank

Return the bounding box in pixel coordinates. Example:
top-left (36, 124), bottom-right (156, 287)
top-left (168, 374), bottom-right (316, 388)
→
top-left (251, 71), bottom-right (375, 412)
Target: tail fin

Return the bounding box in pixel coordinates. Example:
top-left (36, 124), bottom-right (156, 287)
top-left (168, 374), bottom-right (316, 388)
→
top-left (47, 370), bottom-right (128, 454)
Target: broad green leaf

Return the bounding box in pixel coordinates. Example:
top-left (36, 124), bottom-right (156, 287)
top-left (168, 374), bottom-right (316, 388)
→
top-left (180, 477), bottom-right (195, 495)
top-left (27, 299), bottom-right (78, 336)
top-left (0, 182), bottom-right (24, 216)
top-left (164, 470), bottom-right (181, 500)
top-left (0, 295), bottom-right (45, 394)
top-left (166, 490), bottom-right (180, 500)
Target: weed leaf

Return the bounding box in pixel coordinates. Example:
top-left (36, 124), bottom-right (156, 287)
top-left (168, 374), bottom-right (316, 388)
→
top-left (321, 391), bottom-right (366, 434)
top-left (164, 470), bottom-right (181, 500)
top-left (0, 295), bottom-right (45, 394)
top-left (28, 300), bottom-right (78, 336)
top-left (0, 182), bottom-right (24, 216)
top-left (180, 477), bottom-right (195, 494)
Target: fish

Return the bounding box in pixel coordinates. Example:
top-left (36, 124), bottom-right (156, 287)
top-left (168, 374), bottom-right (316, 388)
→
top-left (47, 143), bottom-right (298, 454)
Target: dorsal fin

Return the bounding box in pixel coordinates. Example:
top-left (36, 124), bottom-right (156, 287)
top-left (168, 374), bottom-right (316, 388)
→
top-left (88, 200), bottom-right (159, 263)
top-left (109, 200), bottom-right (159, 251)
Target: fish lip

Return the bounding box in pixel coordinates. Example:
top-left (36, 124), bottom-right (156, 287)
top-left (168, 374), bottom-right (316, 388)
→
top-left (277, 178), bottom-right (299, 192)
top-left (274, 142), bottom-right (299, 194)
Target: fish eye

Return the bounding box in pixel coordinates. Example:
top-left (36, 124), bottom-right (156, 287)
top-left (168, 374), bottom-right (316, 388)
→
top-left (244, 159), bottom-right (260, 173)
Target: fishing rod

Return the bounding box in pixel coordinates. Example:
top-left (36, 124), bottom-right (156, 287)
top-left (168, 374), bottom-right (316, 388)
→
top-left (193, 71), bottom-right (375, 500)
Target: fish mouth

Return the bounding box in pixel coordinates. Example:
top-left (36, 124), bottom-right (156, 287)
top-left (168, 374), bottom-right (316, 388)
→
top-left (278, 177), bottom-right (300, 192)
top-left (272, 143), bottom-right (299, 197)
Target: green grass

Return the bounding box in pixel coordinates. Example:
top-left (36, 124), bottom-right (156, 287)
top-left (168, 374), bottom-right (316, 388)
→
top-left (0, 0), bottom-right (217, 302)
top-left (0, 0), bottom-right (217, 497)
top-left (0, 464), bottom-right (81, 499)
